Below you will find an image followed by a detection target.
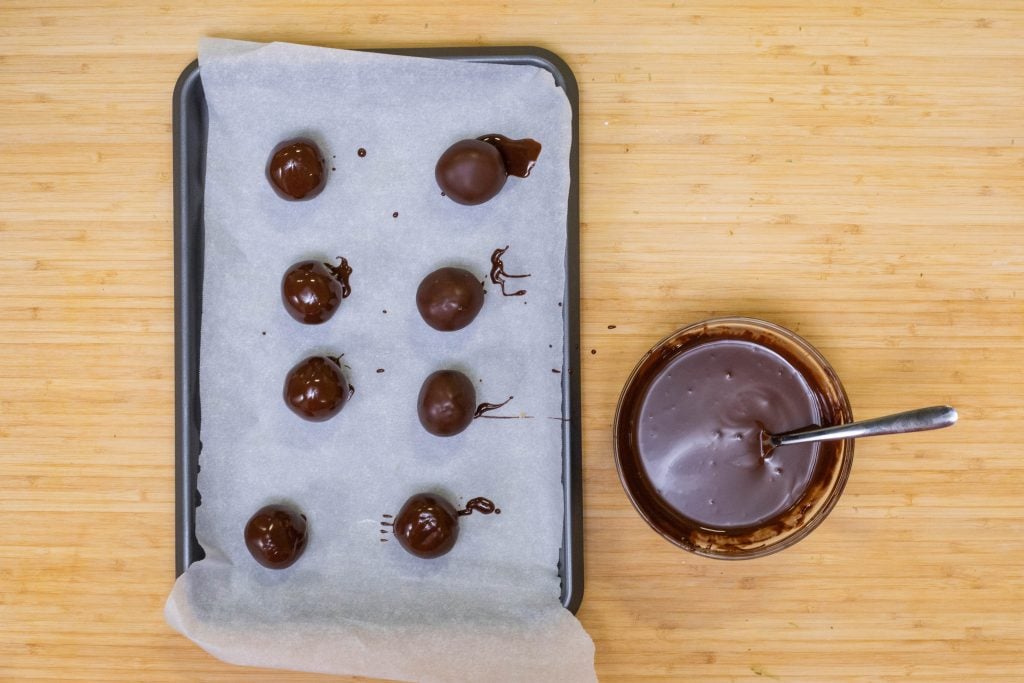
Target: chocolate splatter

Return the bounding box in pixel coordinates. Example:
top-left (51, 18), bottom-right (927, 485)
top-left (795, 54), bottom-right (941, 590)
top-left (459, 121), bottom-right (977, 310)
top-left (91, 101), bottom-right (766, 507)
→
top-left (457, 497), bottom-right (501, 516)
top-left (328, 257), bottom-right (353, 299)
top-left (489, 245), bottom-right (530, 297)
top-left (474, 396), bottom-right (513, 418)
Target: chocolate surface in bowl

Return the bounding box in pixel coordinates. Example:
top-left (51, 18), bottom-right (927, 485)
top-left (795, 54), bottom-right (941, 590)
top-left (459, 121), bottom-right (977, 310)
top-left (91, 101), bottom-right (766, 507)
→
top-left (614, 317), bottom-right (854, 558)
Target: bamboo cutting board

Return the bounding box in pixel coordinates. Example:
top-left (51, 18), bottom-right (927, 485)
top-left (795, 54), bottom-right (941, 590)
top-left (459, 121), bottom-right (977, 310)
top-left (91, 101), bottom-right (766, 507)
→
top-left (1, 1), bottom-right (1022, 681)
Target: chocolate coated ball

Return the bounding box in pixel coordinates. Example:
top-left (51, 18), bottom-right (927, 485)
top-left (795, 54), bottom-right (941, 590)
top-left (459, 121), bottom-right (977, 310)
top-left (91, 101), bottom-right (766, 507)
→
top-left (393, 493), bottom-right (459, 559)
top-left (418, 370), bottom-right (476, 437)
top-left (416, 267), bottom-right (485, 331)
top-left (267, 139), bottom-right (326, 200)
top-left (283, 356), bottom-right (350, 421)
top-left (244, 504), bottom-right (308, 569)
top-left (281, 259), bottom-right (349, 324)
top-left (435, 139), bottom-right (507, 205)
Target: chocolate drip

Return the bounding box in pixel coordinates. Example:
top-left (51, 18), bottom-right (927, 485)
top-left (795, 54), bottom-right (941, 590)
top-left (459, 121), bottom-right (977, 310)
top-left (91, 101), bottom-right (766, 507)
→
top-left (457, 497), bottom-right (501, 516)
top-left (326, 256), bottom-right (352, 299)
top-left (474, 396), bottom-right (513, 418)
top-left (477, 134), bottom-right (542, 178)
top-left (489, 245), bottom-right (531, 296)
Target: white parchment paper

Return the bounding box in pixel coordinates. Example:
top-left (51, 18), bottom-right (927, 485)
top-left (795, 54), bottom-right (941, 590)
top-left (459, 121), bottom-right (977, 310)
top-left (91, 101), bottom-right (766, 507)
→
top-left (165, 39), bottom-right (593, 682)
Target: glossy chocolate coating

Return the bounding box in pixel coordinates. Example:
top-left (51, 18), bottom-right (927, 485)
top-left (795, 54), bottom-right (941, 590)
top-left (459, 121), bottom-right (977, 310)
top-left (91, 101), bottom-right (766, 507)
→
top-left (416, 267), bottom-right (485, 331)
top-left (418, 370), bottom-right (476, 436)
top-left (244, 504), bottom-right (308, 569)
top-left (267, 139), bottom-right (326, 201)
top-left (636, 340), bottom-right (823, 529)
top-left (281, 259), bottom-right (350, 324)
top-left (477, 134), bottom-right (542, 178)
top-left (435, 139), bottom-right (507, 205)
top-left (283, 356), bottom-right (350, 421)
top-left (393, 493), bottom-right (460, 558)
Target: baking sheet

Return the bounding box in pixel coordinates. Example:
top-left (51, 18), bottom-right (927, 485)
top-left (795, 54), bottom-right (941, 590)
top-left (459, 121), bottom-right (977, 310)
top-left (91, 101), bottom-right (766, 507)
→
top-left (166, 39), bottom-right (592, 682)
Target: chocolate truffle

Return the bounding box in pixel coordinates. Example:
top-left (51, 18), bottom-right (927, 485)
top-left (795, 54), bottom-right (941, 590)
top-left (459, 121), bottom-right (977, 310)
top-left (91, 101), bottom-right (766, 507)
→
top-left (267, 139), bottom-right (326, 200)
top-left (281, 258), bottom-right (351, 324)
top-left (416, 267), bottom-right (485, 331)
top-left (284, 355), bottom-right (350, 421)
top-left (393, 493), bottom-right (460, 559)
top-left (435, 139), bottom-right (507, 205)
top-left (418, 370), bottom-right (476, 436)
top-left (244, 504), bottom-right (308, 569)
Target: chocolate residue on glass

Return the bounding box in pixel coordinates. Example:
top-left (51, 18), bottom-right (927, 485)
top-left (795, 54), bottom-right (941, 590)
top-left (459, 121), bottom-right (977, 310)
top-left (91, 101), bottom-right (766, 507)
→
top-left (457, 497), bottom-right (501, 516)
top-left (474, 396), bottom-right (513, 418)
top-left (490, 245), bottom-right (531, 296)
top-left (357, 148), bottom-right (367, 157)
top-left (477, 134), bottom-right (542, 178)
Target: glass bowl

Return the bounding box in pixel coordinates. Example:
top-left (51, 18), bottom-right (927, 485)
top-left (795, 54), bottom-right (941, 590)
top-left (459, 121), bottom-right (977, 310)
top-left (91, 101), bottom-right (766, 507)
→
top-left (613, 317), bottom-right (854, 559)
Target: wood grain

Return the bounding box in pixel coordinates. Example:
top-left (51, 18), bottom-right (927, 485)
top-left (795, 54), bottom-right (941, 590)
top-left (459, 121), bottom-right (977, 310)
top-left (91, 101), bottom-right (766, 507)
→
top-left (1, 1), bottom-right (1022, 680)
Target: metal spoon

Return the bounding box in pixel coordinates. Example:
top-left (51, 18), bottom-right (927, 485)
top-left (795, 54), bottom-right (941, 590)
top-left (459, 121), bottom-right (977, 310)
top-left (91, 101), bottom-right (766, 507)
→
top-left (762, 405), bottom-right (958, 458)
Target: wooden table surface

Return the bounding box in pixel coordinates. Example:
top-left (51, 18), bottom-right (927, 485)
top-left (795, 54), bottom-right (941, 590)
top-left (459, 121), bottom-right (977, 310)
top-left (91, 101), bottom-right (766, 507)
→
top-left (2, 1), bottom-right (1022, 681)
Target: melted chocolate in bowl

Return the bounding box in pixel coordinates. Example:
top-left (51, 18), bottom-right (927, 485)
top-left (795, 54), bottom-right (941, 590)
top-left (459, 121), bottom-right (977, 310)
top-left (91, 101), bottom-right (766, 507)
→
top-left (639, 340), bottom-right (822, 529)
top-left (615, 318), bottom-right (854, 558)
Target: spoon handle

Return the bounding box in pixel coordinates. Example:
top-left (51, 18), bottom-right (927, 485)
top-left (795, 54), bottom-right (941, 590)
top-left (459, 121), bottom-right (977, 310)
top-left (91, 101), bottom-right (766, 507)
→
top-left (772, 405), bottom-right (958, 448)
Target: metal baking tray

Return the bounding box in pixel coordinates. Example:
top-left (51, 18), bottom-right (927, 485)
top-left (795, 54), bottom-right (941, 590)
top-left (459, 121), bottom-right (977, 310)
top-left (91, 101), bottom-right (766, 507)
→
top-left (172, 47), bottom-right (582, 612)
